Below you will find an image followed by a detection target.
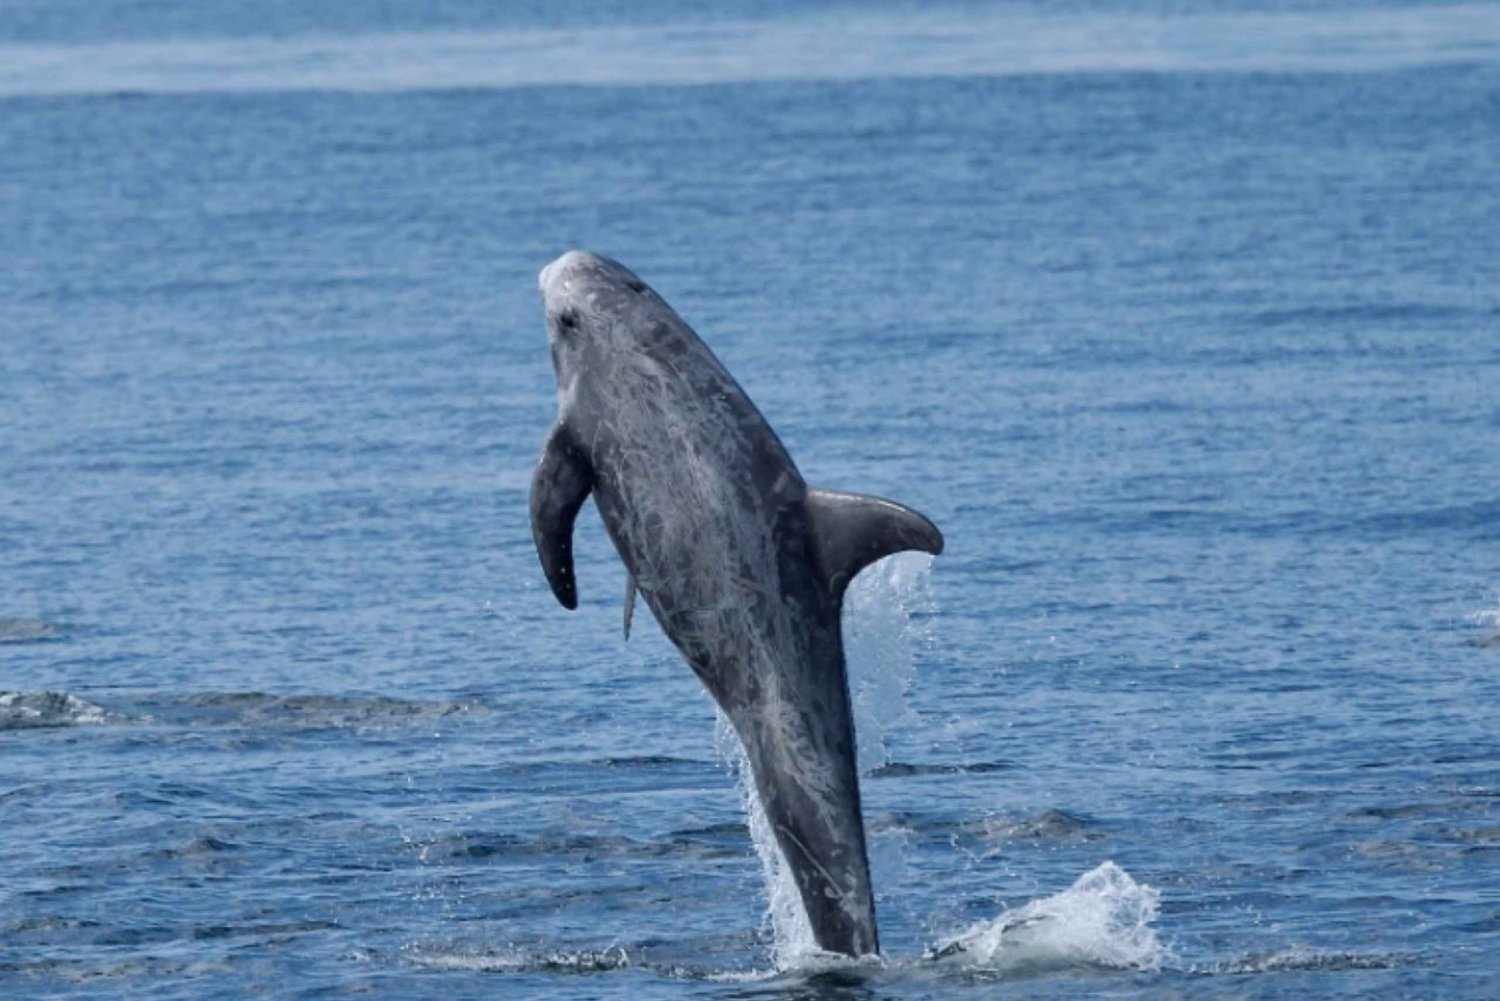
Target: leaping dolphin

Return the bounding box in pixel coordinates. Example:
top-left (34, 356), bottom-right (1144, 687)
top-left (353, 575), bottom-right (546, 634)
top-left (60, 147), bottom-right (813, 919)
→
top-left (529, 250), bottom-right (943, 958)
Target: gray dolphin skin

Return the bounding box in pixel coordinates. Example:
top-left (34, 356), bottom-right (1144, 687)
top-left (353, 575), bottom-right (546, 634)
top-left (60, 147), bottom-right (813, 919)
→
top-left (529, 250), bottom-right (943, 958)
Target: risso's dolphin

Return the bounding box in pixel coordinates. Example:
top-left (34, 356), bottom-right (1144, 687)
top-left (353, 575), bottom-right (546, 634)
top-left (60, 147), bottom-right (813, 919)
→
top-left (529, 250), bottom-right (943, 958)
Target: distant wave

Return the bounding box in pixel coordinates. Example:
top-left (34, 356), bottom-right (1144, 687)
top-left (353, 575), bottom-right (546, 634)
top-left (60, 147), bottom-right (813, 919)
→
top-left (867, 759), bottom-right (1012, 777)
top-left (964, 808), bottom-right (1103, 842)
top-left (412, 826), bottom-right (747, 863)
top-left (1212, 947), bottom-right (1405, 973)
top-left (405, 945), bottom-right (632, 974)
top-left (164, 691), bottom-right (482, 729)
top-left (1, 4), bottom-right (1496, 97)
top-left (0, 618), bottom-right (61, 643)
top-left (0, 689), bottom-right (481, 732)
top-left (0, 691), bottom-right (108, 730)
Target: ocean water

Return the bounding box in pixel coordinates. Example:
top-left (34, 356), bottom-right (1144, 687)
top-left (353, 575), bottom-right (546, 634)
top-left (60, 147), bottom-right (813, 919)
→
top-left (3, 1), bottom-right (1499, 997)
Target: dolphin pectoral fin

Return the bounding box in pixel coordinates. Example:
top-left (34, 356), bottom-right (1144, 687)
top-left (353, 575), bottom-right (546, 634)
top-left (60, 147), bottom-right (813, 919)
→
top-left (805, 487), bottom-right (944, 601)
top-left (530, 424), bottom-right (593, 610)
top-left (623, 574), bottom-right (637, 640)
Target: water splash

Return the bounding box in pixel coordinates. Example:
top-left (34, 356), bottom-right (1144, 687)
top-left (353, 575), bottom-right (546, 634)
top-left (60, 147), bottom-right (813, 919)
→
top-left (843, 552), bottom-right (935, 774)
top-left (715, 715), bottom-right (820, 969)
top-left (1468, 599), bottom-right (1500, 647)
top-left (928, 862), bottom-right (1164, 975)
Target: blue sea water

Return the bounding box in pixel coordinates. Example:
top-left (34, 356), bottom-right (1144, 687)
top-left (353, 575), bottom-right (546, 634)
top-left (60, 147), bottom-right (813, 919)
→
top-left (3, 1), bottom-right (1499, 997)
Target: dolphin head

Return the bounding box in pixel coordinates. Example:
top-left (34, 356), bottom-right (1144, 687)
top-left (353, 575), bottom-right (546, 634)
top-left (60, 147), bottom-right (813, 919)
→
top-left (539, 249), bottom-right (654, 345)
top-left (538, 250), bottom-right (699, 407)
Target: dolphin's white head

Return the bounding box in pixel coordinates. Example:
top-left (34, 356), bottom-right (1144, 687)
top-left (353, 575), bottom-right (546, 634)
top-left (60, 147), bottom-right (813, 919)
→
top-left (537, 250), bottom-right (672, 396)
top-left (538, 250), bottom-right (652, 337)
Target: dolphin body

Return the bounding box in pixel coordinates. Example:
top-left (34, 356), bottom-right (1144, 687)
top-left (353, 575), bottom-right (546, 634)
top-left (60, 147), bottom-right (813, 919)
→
top-left (529, 250), bottom-right (943, 958)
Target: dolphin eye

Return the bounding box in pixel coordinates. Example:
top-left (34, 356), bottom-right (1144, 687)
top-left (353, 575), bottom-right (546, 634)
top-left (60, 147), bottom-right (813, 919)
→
top-left (625, 280), bottom-right (647, 294)
top-left (558, 309), bottom-right (579, 332)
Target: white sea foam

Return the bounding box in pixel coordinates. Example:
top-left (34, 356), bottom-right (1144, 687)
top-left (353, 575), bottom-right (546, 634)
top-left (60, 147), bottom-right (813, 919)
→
top-left (1, 5), bottom-right (1496, 97)
top-left (928, 861), bottom-right (1165, 975)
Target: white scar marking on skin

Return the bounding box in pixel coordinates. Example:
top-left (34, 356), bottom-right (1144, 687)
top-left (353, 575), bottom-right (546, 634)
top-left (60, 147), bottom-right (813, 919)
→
top-left (777, 823), bottom-right (846, 902)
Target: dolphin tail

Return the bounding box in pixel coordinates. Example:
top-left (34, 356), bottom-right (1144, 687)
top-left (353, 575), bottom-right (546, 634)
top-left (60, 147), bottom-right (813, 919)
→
top-left (739, 686), bottom-right (882, 959)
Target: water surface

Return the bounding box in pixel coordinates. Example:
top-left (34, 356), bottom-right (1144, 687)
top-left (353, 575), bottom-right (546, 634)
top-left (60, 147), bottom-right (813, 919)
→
top-left (2, 2), bottom-right (1498, 997)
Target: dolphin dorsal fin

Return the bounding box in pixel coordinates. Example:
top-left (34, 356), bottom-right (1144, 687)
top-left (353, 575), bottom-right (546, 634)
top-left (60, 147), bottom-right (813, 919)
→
top-left (805, 488), bottom-right (944, 602)
top-left (530, 423), bottom-right (594, 610)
